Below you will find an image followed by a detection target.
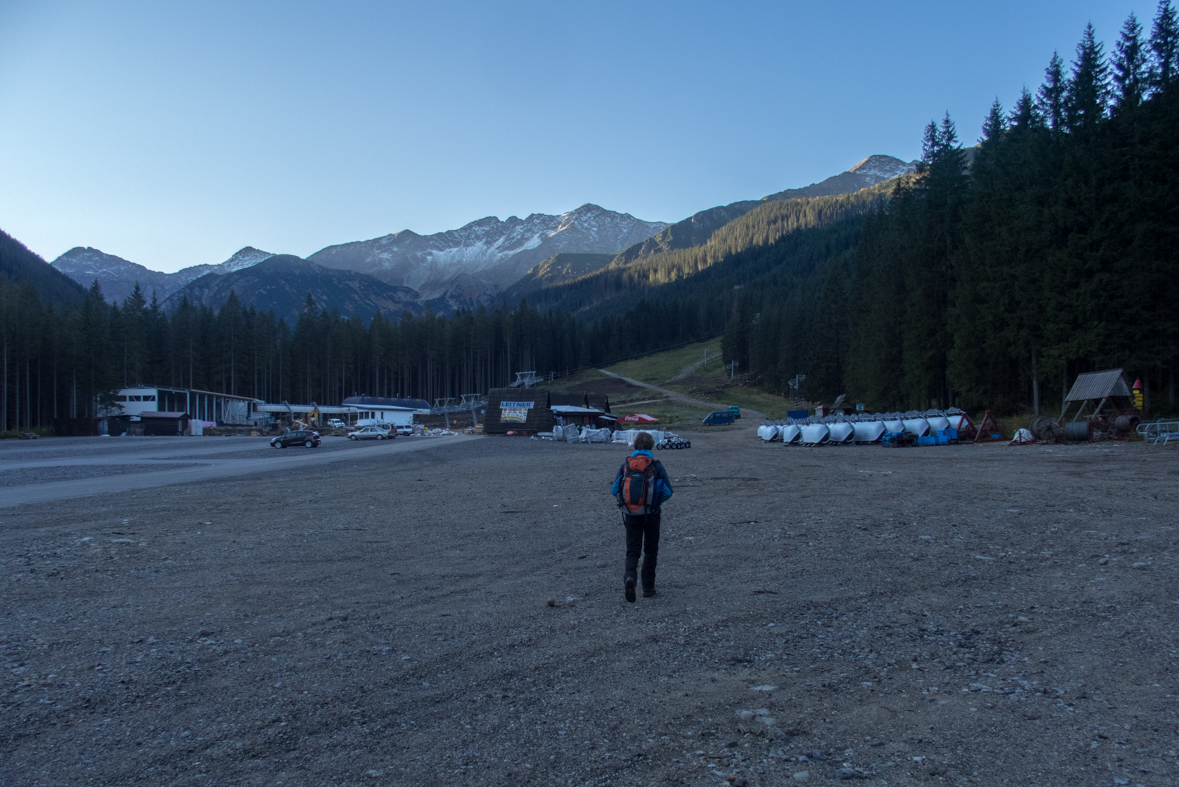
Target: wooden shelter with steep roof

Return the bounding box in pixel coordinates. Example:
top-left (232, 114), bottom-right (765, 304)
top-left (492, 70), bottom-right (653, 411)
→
top-left (1058, 368), bottom-right (1137, 424)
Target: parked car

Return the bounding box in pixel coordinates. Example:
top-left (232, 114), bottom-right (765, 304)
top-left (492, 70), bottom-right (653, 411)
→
top-left (395, 424), bottom-right (413, 436)
top-left (326, 418), bottom-right (347, 429)
top-left (271, 429), bottom-right (320, 448)
top-left (349, 425), bottom-right (394, 441)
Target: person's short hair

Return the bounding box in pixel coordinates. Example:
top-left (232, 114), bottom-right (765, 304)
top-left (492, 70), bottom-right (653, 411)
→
top-left (634, 431), bottom-right (655, 450)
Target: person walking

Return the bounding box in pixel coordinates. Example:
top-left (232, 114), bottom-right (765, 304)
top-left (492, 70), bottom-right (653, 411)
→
top-left (611, 431), bottom-right (673, 602)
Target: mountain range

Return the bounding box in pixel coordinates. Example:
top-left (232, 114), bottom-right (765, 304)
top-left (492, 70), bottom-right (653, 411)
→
top-left (307, 203), bottom-right (668, 299)
top-left (47, 154), bottom-right (916, 320)
top-left (52, 246), bottom-right (274, 304)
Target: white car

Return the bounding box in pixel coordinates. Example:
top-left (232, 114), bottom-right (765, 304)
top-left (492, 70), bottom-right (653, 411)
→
top-left (395, 424), bottom-right (413, 436)
top-left (326, 418), bottom-right (347, 429)
top-left (348, 425), bottom-right (394, 441)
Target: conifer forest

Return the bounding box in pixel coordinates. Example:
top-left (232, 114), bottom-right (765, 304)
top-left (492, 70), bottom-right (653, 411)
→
top-left (2, 5), bottom-right (1178, 430)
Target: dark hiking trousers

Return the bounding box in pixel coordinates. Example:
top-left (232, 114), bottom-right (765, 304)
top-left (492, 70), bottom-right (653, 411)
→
top-left (624, 512), bottom-right (661, 591)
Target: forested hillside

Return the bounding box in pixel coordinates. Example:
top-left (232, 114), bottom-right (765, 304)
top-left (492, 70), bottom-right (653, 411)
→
top-left (518, 184), bottom-right (890, 317)
top-left (499, 253), bottom-right (615, 302)
top-left (0, 229), bottom-right (85, 307)
top-left (609, 154), bottom-right (913, 266)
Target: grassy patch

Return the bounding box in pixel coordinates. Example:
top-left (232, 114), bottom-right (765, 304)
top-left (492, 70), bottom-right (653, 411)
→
top-left (602, 337), bottom-right (800, 419)
top-left (548, 368), bottom-right (613, 393)
top-left (615, 401), bottom-right (713, 429)
top-left (605, 338), bottom-right (723, 385)
top-left (1, 427), bottom-right (55, 440)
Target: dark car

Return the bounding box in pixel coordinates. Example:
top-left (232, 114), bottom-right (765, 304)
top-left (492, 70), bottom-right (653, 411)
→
top-left (271, 430), bottom-right (320, 448)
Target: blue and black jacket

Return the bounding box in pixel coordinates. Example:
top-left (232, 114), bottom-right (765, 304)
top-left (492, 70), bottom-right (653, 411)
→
top-left (610, 449), bottom-right (674, 513)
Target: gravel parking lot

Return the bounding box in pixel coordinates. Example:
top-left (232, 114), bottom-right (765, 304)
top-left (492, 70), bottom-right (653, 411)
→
top-left (0, 435), bottom-right (477, 508)
top-left (2, 429), bottom-right (1177, 786)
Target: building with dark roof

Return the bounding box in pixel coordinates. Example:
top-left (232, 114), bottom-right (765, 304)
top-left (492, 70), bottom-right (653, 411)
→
top-left (585, 393), bottom-right (612, 414)
top-left (339, 395), bottom-right (428, 428)
top-left (484, 388), bottom-right (552, 434)
top-left (549, 392), bottom-right (589, 409)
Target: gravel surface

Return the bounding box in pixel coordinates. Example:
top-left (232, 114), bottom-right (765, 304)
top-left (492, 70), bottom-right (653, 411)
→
top-left (2, 430), bottom-right (1176, 786)
top-left (0, 464), bottom-right (205, 488)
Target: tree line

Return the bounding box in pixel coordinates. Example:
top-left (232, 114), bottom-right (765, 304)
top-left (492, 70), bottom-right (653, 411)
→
top-left (725, 5), bottom-right (1179, 414)
top-left (0, 277), bottom-right (598, 429)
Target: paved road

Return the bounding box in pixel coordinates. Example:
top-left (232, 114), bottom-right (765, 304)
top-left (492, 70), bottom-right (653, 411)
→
top-left (0, 435), bottom-right (480, 509)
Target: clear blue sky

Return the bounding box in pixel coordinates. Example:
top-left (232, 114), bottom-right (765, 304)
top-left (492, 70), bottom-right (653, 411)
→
top-left (0, 0), bottom-right (1148, 272)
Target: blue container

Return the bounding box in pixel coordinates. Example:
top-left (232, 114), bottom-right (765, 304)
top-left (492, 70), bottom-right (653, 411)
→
top-left (918, 435), bottom-right (937, 446)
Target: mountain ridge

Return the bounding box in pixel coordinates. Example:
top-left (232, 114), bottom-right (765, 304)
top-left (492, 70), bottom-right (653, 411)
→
top-left (513, 183), bottom-right (896, 318)
top-left (611, 155), bottom-right (915, 266)
top-left (162, 256), bottom-right (423, 324)
top-left (52, 246), bottom-right (276, 303)
top-left (306, 203), bottom-right (668, 298)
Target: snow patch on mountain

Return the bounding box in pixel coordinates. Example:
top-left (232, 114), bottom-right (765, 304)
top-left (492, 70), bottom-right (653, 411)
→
top-left (848, 154), bottom-right (917, 182)
top-left (216, 246), bottom-right (273, 273)
top-left (308, 204), bottom-right (668, 296)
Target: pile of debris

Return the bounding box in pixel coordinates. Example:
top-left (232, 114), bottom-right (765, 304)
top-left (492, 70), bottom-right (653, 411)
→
top-left (536, 426), bottom-right (689, 449)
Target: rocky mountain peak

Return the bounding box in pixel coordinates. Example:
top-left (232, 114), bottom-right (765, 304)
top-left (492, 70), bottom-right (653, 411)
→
top-left (219, 246), bottom-right (273, 273)
top-left (848, 155), bottom-right (917, 182)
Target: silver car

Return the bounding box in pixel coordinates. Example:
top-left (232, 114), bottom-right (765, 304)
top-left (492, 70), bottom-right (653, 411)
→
top-left (348, 425), bottom-right (394, 441)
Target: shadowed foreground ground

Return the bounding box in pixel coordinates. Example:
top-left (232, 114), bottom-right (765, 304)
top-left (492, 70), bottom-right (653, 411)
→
top-left (2, 430), bottom-right (1176, 786)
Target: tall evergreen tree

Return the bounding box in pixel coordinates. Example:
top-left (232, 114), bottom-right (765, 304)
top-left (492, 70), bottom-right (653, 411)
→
top-left (981, 98), bottom-right (1007, 141)
top-left (1065, 23), bottom-right (1111, 132)
top-left (1011, 86), bottom-right (1043, 128)
top-left (1150, 0), bottom-right (1179, 90)
top-left (1113, 14), bottom-right (1149, 113)
top-left (1038, 52), bottom-right (1069, 130)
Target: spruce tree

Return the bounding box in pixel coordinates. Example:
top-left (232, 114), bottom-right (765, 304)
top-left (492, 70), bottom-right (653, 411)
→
top-left (981, 98), bottom-right (1007, 141)
top-left (920, 120), bottom-right (942, 167)
top-left (1150, 0), bottom-right (1179, 90)
top-left (1065, 23), bottom-right (1111, 132)
top-left (1011, 87), bottom-right (1043, 128)
top-left (1038, 52), bottom-right (1069, 130)
top-left (1113, 13), bottom-right (1148, 112)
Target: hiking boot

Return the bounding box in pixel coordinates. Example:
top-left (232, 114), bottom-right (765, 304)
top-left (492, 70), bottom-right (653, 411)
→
top-left (625, 577), bottom-right (636, 603)
top-left (642, 588), bottom-right (657, 597)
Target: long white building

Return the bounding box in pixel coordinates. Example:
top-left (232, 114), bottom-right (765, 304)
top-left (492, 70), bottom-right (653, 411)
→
top-left (113, 386), bottom-right (261, 425)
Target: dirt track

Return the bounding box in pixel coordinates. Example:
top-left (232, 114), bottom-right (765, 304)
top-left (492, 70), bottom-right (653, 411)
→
top-left (2, 428), bottom-right (1177, 786)
top-left (597, 369), bottom-right (730, 411)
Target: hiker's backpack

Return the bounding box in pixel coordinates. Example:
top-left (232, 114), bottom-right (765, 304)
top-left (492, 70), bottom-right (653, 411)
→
top-left (616, 455), bottom-right (660, 516)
